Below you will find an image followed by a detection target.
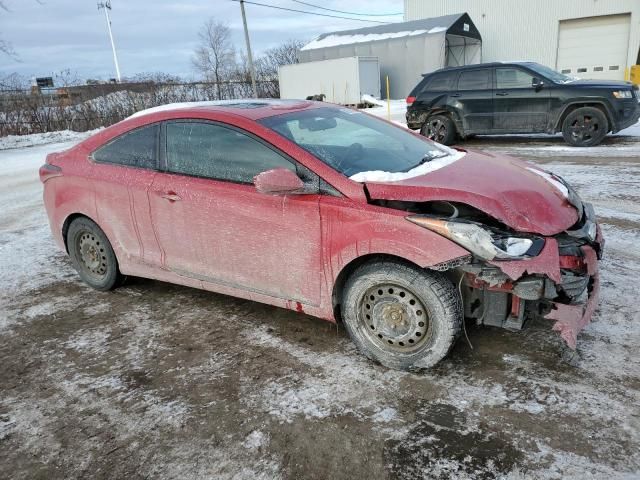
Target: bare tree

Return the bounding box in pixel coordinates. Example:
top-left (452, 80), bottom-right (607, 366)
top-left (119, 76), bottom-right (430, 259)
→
top-left (192, 20), bottom-right (236, 99)
top-left (256, 39), bottom-right (305, 81)
top-left (0, 1), bottom-right (15, 57)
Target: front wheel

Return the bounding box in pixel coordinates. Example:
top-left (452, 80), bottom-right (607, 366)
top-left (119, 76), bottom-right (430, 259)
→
top-left (420, 114), bottom-right (457, 145)
top-left (341, 261), bottom-right (462, 370)
top-left (67, 217), bottom-right (123, 291)
top-left (561, 106), bottom-right (608, 147)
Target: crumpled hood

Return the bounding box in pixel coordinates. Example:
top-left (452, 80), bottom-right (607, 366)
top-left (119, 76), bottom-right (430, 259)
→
top-left (363, 149), bottom-right (579, 236)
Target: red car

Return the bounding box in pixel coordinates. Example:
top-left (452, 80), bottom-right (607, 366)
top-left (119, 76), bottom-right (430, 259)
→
top-left (40, 100), bottom-right (602, 370)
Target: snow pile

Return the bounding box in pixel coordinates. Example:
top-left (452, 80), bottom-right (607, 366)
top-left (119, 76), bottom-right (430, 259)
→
top-left (349, 145), bottom-right (466, 183)
top-left (361, 94), bottom-right (386, 107)
top-left (0, 129), bottom-right (100, 150)
top-left (301, 27), bottom-right (447, 51)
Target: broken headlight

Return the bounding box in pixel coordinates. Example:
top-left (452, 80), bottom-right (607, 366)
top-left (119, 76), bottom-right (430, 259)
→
top-left (407, 216), bottom-right (544, 261)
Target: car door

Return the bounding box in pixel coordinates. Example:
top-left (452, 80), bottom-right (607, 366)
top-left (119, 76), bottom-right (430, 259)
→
top-left (454, 68), bottom-right (494, 133)
top-left (90, 123), bottom-right (163, 267)
top-left (493, 67), bottom-right (551, 132)
top-left (148, 120), bottom-right (322, 306)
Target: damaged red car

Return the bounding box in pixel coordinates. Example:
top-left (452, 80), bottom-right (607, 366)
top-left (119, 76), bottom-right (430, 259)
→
top-left (40, 100), bottom-right (603, 370)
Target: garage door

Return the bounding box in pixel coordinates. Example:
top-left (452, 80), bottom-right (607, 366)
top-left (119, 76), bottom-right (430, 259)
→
top-left (556, 14), bottom-right (630, 81)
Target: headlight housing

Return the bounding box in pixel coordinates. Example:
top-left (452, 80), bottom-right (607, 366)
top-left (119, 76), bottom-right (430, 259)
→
top-left (407, 216), bottom-right (544, 261)
top-left (612, 90), bottom-right (632, 99)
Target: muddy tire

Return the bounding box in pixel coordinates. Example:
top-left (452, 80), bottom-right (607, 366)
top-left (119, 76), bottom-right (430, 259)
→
top-left (561, 106), bottom-right (608, 147)
top-left (67, 217), bottom-right (122, 291)
top-left (420, 114), bottom-right (457, 145)
top-left (341, 260), bottom-right (462, 371)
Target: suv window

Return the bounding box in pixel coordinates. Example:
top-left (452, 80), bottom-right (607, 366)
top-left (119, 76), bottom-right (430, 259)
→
top-left (166, 121), bottom-right (295, 183)
top-left (423, 72), bottom-right (455, 92)
top-left (496, 68), bottom-right (535, 89)
top-left (457, 69), bottom-right (491, 91)
top-left (93, 124), bottom-right (159, 169)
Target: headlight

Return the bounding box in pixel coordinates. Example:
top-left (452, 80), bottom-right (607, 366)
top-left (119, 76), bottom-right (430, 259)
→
top-left (612, 90), bottom-right (632, 99)
top-left (407, 216), bottom-right (543, 261)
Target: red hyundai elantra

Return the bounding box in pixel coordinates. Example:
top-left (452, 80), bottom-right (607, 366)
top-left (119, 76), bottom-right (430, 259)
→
top-left (40, 100), bottom-right (602, 370)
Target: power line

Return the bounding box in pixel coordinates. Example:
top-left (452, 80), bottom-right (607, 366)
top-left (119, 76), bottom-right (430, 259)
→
top-left (229, 0), bottom-right (392, 24)
top-left (291, 0), bottom-right (402, 17)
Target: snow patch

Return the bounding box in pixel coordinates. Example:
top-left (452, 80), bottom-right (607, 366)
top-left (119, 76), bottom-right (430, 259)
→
top-left (301, 27), bottom-right (447, 51)
top-left (349, 147), bottom-right (466, 182)
top-left (361, 94), bottom-right (386, 107)
top-left (0, 129), bottom-right (100, 150)
top-left (526, 167), bottom-right (570, 198)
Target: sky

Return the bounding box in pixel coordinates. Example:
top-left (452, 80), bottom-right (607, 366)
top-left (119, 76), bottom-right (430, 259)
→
top-left (0, 0), bottom-right (404, 83)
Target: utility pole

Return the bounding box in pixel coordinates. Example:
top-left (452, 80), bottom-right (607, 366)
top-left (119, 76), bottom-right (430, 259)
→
top-left (239, 0), bottom-right (258, 98)
top-left (98, 0), bottom-right (122, 82)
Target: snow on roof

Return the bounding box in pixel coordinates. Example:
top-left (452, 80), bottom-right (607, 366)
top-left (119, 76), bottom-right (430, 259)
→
top-left (300, 14), bottom-right (462, 52)
top-left (126, 99), bottom-right (296, 120)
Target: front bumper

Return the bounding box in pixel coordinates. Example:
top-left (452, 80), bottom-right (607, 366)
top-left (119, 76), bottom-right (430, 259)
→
top-left (460, 214), bottom-right (602, 349)
top-left (613, 97), bottom-right (640, 132)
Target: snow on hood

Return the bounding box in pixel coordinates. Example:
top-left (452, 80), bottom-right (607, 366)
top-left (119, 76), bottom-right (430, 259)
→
top-left (349, 145), bottom-right (466, 183)
top-left (526, 167), bottom-right (569, 198)
top-left (301, 27), bottom-right (447, 51)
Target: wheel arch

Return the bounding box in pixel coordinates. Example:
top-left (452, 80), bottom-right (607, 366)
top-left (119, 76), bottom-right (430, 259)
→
top-left (554, 101), bottom-right (614, 133)
top-left (62, 212), bottom-right (102, 254)
top-left (331, 253), bottom-right (425, 321)
top-left (424, 108), bottom-right (463, 136)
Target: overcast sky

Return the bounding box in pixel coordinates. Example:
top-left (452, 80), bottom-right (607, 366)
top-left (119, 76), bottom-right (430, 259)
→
top-left (0, 0), bottom-right (403, 82)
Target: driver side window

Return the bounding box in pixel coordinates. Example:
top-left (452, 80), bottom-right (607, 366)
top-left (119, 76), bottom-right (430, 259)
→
top-left (165, 121), bottom-right (295, 183)
top-left (496, 68), bottom-right (535, 89)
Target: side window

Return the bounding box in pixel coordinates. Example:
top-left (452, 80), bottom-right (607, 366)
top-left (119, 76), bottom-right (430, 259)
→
top-left (496, 68), bottom-right (535, 89)
top-left (423, 73), bottom-right (454, 92)
top-left (166, 121), bottom-right (295, 184)
top-left (457, 69), bottom-right (491, 91)
top-left (93, 124), bottom-right (159, 169)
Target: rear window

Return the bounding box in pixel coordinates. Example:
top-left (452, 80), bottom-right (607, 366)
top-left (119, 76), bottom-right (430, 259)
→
top-left (422, 72), bottom-right (455, 92)
top-left (93, 124), bottom-right (159, 169)
top-left (457, 69), bottom-right (491, 91)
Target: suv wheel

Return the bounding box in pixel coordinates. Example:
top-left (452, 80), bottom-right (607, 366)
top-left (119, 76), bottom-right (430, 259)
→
top-left (420, 115), bottom-right (457, 145)
top-left (561, 107), bottom-right (608, 147)
top-left (341, 260), bottom-right (462, 371)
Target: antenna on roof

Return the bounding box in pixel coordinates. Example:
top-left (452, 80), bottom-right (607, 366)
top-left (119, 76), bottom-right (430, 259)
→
top-left (97, 0), bottom-right (122, 83)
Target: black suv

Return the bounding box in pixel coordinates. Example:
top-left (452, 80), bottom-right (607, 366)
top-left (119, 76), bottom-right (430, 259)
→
top-left (406, 62), bottom-right (640, 147)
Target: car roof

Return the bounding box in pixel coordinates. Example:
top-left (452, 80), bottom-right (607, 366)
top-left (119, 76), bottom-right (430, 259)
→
top-left (127, 99), bottom-right (325, 121)
top-left (424, 61), bottom-right (538, 76)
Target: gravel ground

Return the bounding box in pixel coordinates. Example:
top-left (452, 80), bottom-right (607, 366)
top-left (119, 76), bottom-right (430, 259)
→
top-left (0, 123), bottom-right (639, 480)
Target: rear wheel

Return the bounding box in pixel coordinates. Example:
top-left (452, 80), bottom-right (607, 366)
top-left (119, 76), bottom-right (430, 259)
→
top-left (67, 217), bottom-right (122, 291)
top-left (561, 106), bottom-right (608, 147)
top-left (341, 260), bottom-right (462, 370)
top-left (420, 114), bottom-right (457, 145)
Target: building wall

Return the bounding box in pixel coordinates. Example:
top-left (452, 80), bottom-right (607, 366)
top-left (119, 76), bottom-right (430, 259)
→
top-left (404, 0), bottom-right (640, 74)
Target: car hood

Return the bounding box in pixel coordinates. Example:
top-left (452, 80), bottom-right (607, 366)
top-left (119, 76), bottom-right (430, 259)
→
top-left (563, 78), bottom-right (634, 89)
top-left (363, 149), bottom-right (579, 236)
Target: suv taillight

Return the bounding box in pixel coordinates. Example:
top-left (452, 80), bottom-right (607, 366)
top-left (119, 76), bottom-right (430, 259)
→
top-left (406, 96), bottom-right (416, 106)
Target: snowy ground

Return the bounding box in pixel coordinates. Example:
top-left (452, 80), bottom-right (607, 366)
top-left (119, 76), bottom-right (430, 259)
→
top-left (0, 118), bottom-right (639, 479)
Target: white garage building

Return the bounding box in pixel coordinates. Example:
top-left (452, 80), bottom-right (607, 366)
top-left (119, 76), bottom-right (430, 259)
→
top-left (404, 0), bottom-right (640, 81)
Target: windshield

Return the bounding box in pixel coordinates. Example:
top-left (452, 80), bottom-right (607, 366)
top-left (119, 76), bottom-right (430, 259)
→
top-left (258, 107), bottom-right (450, 177)
top-left (523, 62), bottom-right (576, 84)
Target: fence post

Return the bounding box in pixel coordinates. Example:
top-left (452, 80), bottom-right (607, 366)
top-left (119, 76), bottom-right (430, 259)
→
top-left (386, 75), bottom-right (391, 122)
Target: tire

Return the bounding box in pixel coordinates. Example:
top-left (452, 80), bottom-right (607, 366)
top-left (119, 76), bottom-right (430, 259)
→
top-left (67, 217), bottom-right (122, 291)
top-left (341, 260), bottom-right (462, 371)
top-left (420, 114), bottom-right (457, 145)
top-left (561, 106), bottom-right (608, 147)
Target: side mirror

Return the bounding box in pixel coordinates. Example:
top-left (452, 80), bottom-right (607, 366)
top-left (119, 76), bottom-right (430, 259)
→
top-left (253, 168), bottom-right (305, 195)
top-left (532, 77), bottom-right (544, 91)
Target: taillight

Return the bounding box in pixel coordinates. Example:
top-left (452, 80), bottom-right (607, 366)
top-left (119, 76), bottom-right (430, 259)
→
top-left (406, 96), bottom-right (416, 106)
top-left (39, 163), bottom-right (62, 183)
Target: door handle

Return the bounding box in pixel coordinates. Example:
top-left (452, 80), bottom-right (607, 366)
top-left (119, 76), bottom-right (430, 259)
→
top-left (160, 192), bottom-right (182, 202)
top-left (450, 93), bottom-right (461, 97)
top-left (496, 91), bottom-right (509, 96)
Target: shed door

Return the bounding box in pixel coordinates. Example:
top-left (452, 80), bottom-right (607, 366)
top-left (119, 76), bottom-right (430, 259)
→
top-left (556, 14), bottom-right (630, 81)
